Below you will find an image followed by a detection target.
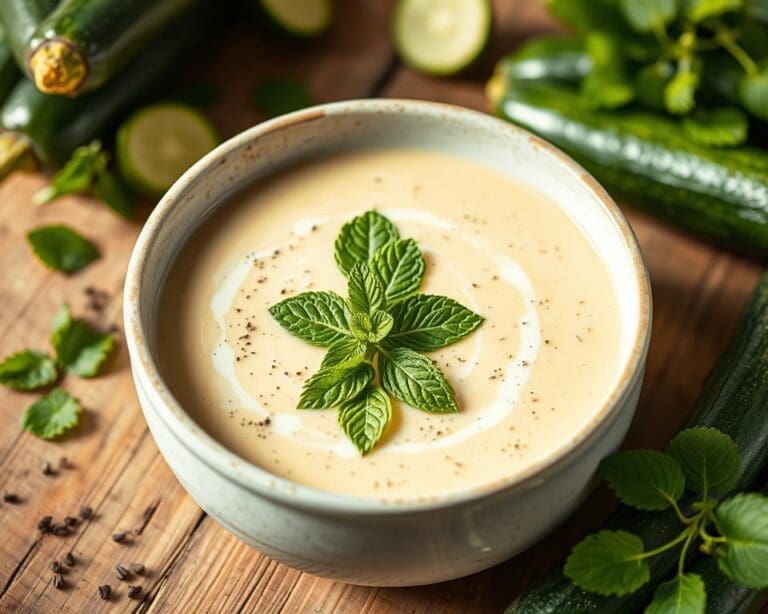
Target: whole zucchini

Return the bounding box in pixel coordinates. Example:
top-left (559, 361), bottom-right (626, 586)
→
top-left (0, 29), bottom-right (21, 105)
top-left (0, 0), bottom-right (58, 68)
top-left (26, 0), bottom-right (199, 96)
top-left (0, 5), bottom-right (214, 168)
top-left (488, 77), bottom-right (768, 255)
top-left (495, 37), bottom-right (590, 84)
top-left (506, 274), bottom-right (768, 612)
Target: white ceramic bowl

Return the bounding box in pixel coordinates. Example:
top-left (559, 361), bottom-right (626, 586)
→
top-left (124, 99), bottom-right (651, 587)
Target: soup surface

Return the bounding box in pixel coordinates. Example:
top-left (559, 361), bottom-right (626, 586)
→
top-left (158, 148), bottom-right (623, 500)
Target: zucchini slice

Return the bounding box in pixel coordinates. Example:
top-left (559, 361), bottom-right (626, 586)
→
top-left (257, 0), bottom-right (333, 37)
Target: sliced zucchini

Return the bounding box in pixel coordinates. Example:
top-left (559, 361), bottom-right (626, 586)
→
top-left (393, 0), bottom-right (492, 76)
top-left (257, 0), bottom-right (333, 37)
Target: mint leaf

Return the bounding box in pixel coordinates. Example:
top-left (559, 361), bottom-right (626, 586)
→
top-left (338, 384), bottom-right (391, 455)
top-left (714, 493), bottom-right (768, 588)
top-left (686, 0), bottom-right (742, 21)
top-left (581, 33), bottom-right (634, 110)
top-left (93, 169), bottom-right (134, 219)
top-left (665, 70), bottom-right (699, 115)
top-left (334, 211), bottom-right (399, 275)
top-left (269, 291), bottom-right (351, 347)
top-left (21, 388), bottom-right (81, 439)
top-left (387, 295), bottom-right (483, 352)
top-left (646, 573), bottom-right (706, 614)
top-left (298, 363), bottom-right (374, 409)
top-left (739, 66), bottom-right (768, 121)
top-left (681, 108), bottom-right (748, 147)
top-left (0, 350), bottom-right (57, 391)
top-left (252, 78), bottom-right (312, 118)
top-left (635, 62), bottom-right (673, 111)
top-left (34, 140), bottom-right (105, 204)
top-left (564, 530), bottom-right (650, 596)
top-left (618, 0), bottom-right (679, 32)
top-left (599, 450), bottom-right (685, 511)
top-left (321, 337), bottom-right (367, 369)
top-left (27, 225), bottom-right (99, 274)
top-left (349, 311), bottom-right (393, 343)
top-left (379, 347), bottom-right (457, 413)
top-left (50, 304), bottom-right (115, 377)
top-left (371, 238), bottom-right (425, 305)
top-left (347, 261), bottom-right (384, 314)
top-left (666, 427), bottom-right (740, 496)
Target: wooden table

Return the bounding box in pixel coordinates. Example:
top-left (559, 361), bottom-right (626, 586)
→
top-left (0, 2), bottom-right (763, 612)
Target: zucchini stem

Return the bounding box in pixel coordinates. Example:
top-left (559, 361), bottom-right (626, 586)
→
top-left (0, 132), bottom-right (37, 180)
top-left (716, 27), bottom-right (759, 76)
top-left (29, 38), bottom-right (88, 96)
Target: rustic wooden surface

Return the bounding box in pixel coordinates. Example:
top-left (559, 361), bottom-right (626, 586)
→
top-left (0, 1), bottom-right (764, 612)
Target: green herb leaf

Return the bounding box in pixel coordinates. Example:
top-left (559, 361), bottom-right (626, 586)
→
top-left (379, 347), bottom-right (457, 413)
top-left (27, 225), bottom-right (99, 274)
top-left (34, 140), bottom-right (105, 204)
top-left (686, 0), bottom-right (742, 21)
top-left (93, 169), bottom-right (134, 219)
top-left (666, 427), bottom-right (741, 496)
top-left (334, 210), bottom-right (399, 275)
top-left (599, 450), bottom-right (686, 511)
top-left (635, 62), bottom-right (674, 111)
top-left (681, 108), bottom-right (748, 147)
top-left (739, 66), bottom-right (768, 121)
top-left (321, 337), bottom-right (367, 369)
top-left (349, 311), bottom-right (394, 343)
top-left (714, 493), bottom-right (768, 588)
top-left (564, 530), bottom-right (650, 596)
top-left (646, 573), bottom-right (706, 614)
top-left (618, 0), bottom-right (679, 32)
top-left (581, 33), bottom-right (634, 110)
top-left (371, 238), bottom-right (425, 305)
top-left (269, 291), bottom-right (351, 347)
top-left (338, 384), bottom-right (391, 455)
top-left (387, 295), bottom-right (484, 352)
top-left (665, 69), bottom-right (700, 115)
top-left (347, 261), bottom-right (384, 314)
top-left (298, 363), bottom-right (374, 409)
top-left (21, 388), bottom-right (81, 439)
top-left (252, 78), bottom-right (312, 118)
top-left (50, 304), bottom-right (115, 377)
top-left (0, 350), bottom-right (57, 391)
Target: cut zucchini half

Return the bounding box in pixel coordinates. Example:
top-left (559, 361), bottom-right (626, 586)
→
top-left (393, 0), bottom-right (492, 76)
top-left (259, 0), bottom-right (333, 37)
top-left (116, 103), bottom-right (218, 197)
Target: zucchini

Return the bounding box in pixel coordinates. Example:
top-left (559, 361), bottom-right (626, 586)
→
top-left (26, 0), bottom-right (199, 96)
top-left (248, 0), bottom-right (333, 37)
top-left (495, 37), bottom-right (590, 84)
top-left (0, 0), bottom-right (58, 69)
top-left (506, 274), bottom-right (768, 612)
top-left (488, 77), bottom-right (768, 255)
top-left (0, 5), bottom-right (215, 168)
top-left (0, 29), bottom-right (21, 105)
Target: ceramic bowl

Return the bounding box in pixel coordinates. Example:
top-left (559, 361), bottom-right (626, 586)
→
top-left (124, 99), bottom-right (651, 587)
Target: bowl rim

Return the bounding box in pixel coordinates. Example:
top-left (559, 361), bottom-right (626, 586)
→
top-left (124, 98), bottom-right (652, 515)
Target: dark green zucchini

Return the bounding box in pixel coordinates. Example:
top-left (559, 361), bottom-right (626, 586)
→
top-left (26, 0), bottom-right (199, 96)
top-left (495, 37), bottom-right (590, 85)
top-left (506, 274), bottom-right (768, 612)
top-left (0, 5), bottom-right (215, 168)
top-left (0, 0), bottom-right (58, 68)
top-left (0, 29), bottom-right (21, 104)
top-left (488, 77), bottom-right (768, 255)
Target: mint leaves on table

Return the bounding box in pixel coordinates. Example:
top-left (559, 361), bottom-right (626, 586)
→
top-left (21, 388), bottom-right (81, 440)
top-left (565, 427), bottom-right (768, 611)
top-left (0, 350), bottom-right (57, 391)
top-left (270, 210), bottom-right (484, 454)
top-left (27, 225), bottom-right (99, 274)
top-left (51, 303), bottom-right (115, 377)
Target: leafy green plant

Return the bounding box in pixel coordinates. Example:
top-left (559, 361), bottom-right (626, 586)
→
top-left (27, 224), bottom-right (99, 274)
top-left (565, 427), bottom-right (768, 611)
top-left (269, 210), bottom-right (484, 454)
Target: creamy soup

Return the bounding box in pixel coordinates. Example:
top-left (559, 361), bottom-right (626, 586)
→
top-left (158, 148), bottom-right (623, 500)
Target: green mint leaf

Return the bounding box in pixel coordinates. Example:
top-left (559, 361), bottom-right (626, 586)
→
top-left (666, 427), bottom-right (741, 497)
top-left (33, 140), bottom-right (105, 204)
top-left (635, 62), bottom-right (673, 111)
top-left (686, 0), bottom-right (742, 21)
top-left (334, 210), bottom-right (399, 275)
top-left (338, 384), bottom-right (391, 455)
top-left (544, 0), bottom-right (636, 37)
top-left (93, 169), bottom-right (134, 219)
top-left (646, 573), bottom-right (706, 614)
top-left (347, 261), bottom-right (384, 314)
top-left (739, 65), bottom-right (768, 121)
top-left (379, 347), bottom-right (457, 413)
top-left (252, 78), bottom-right (312, 118)
top-left (714, 493), bottom-right (768, 588)
top-left (21, 388), bottom-right (81, 439)
top-left (371, 238), bottom-right (425, 305)
top-left (387, 294), bottom-right (483, 352)
top-left (581, 33), bottom-right (634, 110)
top-left (321, 338), bottom-right (367, 369)
top-left (27, 225), bottom-right (99, 274)
top-left (599, 450), bottom-right (685, 511)
top-left (0, 350), bottom-right (57, 391)
top-left (269, 291), bottom-right (351, 347)
top-left (564, 530), bottom-right (650, 596)
top-left (298, 363), bottom-right (374, 409)
top-left (349, 311), bottom-right (393, 343)
top-left (50, 303), bottom-right (115, 377)
top-left (618, 0), bottom-right (679, 32)
top-left (665, 69), bottom-right (700, 115)
top-left (681, 108), bottom-right (748, 147)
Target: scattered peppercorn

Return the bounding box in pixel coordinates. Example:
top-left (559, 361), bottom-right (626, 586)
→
top-left (52, 573), bottom-right (64, 590)
top-left (127, 585), bottom-right (142, 600)
top-left (64, 516), bottom-right (79, 527)
top-left (129, 563), bottom-right (145, 575)
top-left (64, 552), bottom-right (75, 567)
top-left (3, 492), bottom-right (19, 503)
top-left (42, 462), bottom-right (57, 476)
top-left (38, 516), bottom-right (53, 532)
top-left (112, 531), bottom-right (128, 543)
top-left (98, 584), bottom-right (111, 601)
top-left (51, 561), bottom-right (62, 573)
top-left (59, 457), bottom-right (72, 469)
top-left (115, 564), bottom-right (130, 581)
top-left (79, 505), bottom-right (93, 520)
top-left (52, 525), bottom-right (70, 537)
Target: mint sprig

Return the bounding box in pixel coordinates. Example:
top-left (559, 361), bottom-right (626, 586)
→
top-left (27, 224), bottom-right (99, 274)
top-left (270, 210), bottom-right (484, 454)
top-left (21, 388), bottom-right (81, 440)
top-left (565, 427), bottom-right (768, 610)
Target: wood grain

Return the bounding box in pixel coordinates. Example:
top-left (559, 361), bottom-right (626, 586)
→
top-left (0, 1), bottom-right (764, 612)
